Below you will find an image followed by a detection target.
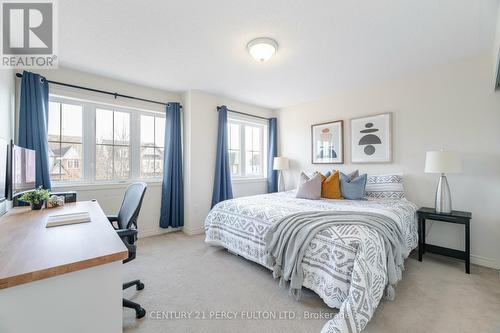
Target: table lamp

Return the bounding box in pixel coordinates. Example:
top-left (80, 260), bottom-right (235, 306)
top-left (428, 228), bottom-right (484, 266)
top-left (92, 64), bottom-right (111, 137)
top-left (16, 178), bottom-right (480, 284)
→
top-left (273, 157), bottom-right (289, 192)
top-left (424, 150), bottom-right (462, 213)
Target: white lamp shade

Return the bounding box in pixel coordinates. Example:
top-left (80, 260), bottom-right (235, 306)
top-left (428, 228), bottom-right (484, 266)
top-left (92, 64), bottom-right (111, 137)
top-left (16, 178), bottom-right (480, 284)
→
top-left (273, 157), bottom-right (289, 170)
top-left (424, 151), bottom-right (462, 173)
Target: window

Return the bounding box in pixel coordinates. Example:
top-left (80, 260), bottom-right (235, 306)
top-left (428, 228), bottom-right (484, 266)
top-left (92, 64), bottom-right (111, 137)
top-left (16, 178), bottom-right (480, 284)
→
top-left (67, 159), bottom-right (79, 169)
top-left (47, 95), bottom-right (165, 184)
top-left (228, 123), bottom-right (240, 175)
top-left (140, 115), bottom-right (165, 178)
top-left (245, 126), bottom-right (262, 176)
top-left (95, 108), bottom-right (130, 180)
top-left (227, 116), bottom-right (267, 179)
top-left (48, 101), bottom-right (83, 181)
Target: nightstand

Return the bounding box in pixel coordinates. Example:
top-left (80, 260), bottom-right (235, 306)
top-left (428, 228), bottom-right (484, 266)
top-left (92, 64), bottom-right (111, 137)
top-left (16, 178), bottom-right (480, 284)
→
top-left (417, 207), bottom-right (472, 274)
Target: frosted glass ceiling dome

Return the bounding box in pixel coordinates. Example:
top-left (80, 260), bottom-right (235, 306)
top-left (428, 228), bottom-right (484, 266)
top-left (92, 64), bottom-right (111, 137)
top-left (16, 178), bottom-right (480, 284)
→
top-left (247, 37), bottom-right (278, 62)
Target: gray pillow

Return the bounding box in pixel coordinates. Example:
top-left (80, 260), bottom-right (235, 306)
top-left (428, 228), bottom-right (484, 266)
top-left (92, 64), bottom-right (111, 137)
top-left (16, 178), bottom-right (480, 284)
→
top-left (296, 172), bottom-right (322, 200)
top-left (340, 171), bottom-right (367, 200)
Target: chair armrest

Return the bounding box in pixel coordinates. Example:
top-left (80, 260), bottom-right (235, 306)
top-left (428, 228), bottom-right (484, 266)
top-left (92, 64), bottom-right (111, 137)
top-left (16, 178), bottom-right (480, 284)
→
top-left (107, 215), bottom-right (118, 222)
top-left (107, 215), bottom-right (119, 229)
top-left (116, 228), bottom-right (138, 239)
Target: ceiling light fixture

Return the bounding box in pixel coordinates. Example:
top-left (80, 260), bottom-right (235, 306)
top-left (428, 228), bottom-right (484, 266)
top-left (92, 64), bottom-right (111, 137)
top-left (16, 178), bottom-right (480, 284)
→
top-left (247, 37), bottom-right (278, 62)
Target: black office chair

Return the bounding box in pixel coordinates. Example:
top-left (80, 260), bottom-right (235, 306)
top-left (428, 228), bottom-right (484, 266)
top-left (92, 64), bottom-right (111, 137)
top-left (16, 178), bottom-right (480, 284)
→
top-left (107, 182), bottom-right (148, 319)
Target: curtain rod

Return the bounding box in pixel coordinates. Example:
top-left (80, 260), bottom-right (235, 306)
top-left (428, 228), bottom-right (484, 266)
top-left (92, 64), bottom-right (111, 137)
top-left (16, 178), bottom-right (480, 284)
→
top-left (15, 72), bottom-right (180, 108)
top-left (217, 105), bottom-right (270, 121)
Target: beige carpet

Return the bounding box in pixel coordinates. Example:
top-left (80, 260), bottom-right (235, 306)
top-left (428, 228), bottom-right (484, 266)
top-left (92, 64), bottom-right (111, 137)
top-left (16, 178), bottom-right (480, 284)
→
top-left (123, 232), bottom-right (500, 333)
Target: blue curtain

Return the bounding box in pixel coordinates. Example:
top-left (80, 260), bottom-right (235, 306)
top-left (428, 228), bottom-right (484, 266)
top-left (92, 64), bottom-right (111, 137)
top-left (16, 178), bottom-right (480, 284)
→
top-left (267, 118), bottom-right (278, 193)
top-left (211, 105), bottom-right (233, 207)
top-left (18, 71), bottom-right (51, 190)
top-left (160, 102), bottom-right (184, 228)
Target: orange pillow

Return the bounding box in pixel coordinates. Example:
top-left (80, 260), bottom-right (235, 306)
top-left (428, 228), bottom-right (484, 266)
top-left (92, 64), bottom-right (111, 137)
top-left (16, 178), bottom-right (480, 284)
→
top-left (320, 171), bottom-right (342, 199)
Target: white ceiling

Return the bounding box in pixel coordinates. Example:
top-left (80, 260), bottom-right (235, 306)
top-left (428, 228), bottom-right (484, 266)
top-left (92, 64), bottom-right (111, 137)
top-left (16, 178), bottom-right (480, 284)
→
top-left (58, 0), bottom-right (499, 109)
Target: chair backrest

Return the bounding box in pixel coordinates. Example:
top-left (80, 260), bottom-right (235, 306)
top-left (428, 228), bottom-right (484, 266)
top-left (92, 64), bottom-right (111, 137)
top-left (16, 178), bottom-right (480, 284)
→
top-left (117, 182), bottom-right (147, 230)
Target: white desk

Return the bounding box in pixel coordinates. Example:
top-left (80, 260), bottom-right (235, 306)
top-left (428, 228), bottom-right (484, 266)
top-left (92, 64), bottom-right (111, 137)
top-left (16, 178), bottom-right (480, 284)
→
top-left (0, 201), bottom-right (128, 333)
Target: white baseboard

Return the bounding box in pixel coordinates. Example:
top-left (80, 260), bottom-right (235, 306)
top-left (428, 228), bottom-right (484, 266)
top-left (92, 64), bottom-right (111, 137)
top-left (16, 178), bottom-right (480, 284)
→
top-left (0, 201), bottom-right (6, 217)
top-left (183, 226), bottom-right (205, 236)
top-left (470, 255), bottom-right (499, 269)
top-left (135, 225), bottom-right (205, 238)
top-left (139, 227), bottom-right (181, 238)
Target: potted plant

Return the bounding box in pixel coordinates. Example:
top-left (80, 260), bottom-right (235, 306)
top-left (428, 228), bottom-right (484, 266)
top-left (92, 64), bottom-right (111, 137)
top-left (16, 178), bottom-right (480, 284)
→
top-left (18, 187), bottom-right (50, 210)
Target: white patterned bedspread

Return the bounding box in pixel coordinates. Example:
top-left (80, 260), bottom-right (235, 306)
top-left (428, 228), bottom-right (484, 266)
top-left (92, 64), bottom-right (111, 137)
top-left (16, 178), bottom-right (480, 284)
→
top-left (204, 191), bottom-right (418, 333)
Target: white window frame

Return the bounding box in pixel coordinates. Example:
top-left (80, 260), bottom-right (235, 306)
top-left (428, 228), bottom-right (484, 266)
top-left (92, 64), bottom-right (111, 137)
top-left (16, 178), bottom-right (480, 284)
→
top-left (139, 113), bottom-right (166, 179)
top-left (227, 113), bottom-right (268, 181)
top-left (94, 106), bottom-right (134, 181)
top-left (47, 98), bottom-right (85, 182)
top-left (48, 94), bottom-right (165, 186)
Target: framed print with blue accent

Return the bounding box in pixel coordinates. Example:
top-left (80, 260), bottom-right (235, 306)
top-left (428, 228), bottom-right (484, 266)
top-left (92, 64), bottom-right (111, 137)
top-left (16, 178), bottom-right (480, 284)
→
top-left (311, 120), bottom-right (343, 164)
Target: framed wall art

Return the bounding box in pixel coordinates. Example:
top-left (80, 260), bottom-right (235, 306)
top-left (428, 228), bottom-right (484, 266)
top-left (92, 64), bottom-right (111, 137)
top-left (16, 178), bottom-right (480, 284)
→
top-left (311, 120), bottom-right (343, 164)
top-left (350, 113), bottom-right (392, 163)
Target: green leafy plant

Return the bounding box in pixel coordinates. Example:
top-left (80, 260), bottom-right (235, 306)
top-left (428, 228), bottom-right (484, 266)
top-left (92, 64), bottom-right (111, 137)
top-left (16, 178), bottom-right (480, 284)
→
top-left (19, 187), bottom-right (50, 205)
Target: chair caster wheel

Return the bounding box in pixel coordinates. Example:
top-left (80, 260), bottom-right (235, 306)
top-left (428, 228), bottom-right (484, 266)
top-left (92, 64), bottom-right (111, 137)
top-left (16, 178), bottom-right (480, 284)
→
top-left (136, 307), bottom-right (146, 319)
top-left (137, 282), bottom-right (145, 290)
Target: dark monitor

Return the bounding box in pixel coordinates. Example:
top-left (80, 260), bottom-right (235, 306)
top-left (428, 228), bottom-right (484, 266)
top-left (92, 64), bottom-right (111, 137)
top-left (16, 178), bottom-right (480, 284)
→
top-left (8, 143), bottom-right (36, 198)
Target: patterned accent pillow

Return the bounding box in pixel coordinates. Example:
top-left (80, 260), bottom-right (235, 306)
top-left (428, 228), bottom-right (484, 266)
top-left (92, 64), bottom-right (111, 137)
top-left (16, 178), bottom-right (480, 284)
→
top-left (366, 174), bottom-right (405, 199)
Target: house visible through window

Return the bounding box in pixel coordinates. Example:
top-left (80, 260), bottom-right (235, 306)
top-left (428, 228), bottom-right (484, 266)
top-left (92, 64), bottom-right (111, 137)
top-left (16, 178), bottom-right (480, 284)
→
top-left (140, 115), bottom-right (165, 178)
top-left (245, 125), bottom-right (263, 176)
top-left (95, 108), bottom-right (131, 180)
top-left (48, 101), bottom-right (83, 181)
top-left (228, 122), bottom-right (241, 175)
top-left (227, 116), bottom-right (267, 179)
top-left (47, 95), bottom-right (166, 184)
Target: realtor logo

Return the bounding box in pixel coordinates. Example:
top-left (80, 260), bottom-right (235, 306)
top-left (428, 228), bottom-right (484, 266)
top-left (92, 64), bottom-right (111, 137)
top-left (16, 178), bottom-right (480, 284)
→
top-left (1, 0), bottom-right (57, 68)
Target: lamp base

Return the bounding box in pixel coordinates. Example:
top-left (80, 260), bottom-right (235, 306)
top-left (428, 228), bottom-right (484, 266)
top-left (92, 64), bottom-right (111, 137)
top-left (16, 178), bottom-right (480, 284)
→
top-left (278, 170), bottom-right (286, 192)
top-left (435, 173), bottom-right (452, 214)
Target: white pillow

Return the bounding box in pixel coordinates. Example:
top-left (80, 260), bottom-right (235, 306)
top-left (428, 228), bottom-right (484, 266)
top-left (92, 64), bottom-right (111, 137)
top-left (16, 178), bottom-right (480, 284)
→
top-left (295, 172), bottom-right (322, 200)
top-left (365, 174), bottom-right (405, 199)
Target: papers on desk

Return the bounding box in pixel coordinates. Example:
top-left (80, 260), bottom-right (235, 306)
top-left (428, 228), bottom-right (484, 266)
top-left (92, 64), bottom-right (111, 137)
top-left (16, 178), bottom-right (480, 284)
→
top-left (46, 211), bottom-right (91, 228)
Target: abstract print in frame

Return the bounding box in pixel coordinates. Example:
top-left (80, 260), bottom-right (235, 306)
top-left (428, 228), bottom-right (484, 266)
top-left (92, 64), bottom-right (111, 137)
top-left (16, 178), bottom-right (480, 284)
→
top-left (351, 112), bottom-right (392, 163)
top-left (311, 120), bottom-right (343, 164)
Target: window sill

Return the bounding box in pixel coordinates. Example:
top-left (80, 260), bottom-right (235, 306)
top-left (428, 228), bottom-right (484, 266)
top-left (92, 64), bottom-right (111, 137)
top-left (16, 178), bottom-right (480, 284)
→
top-left (232, 177), bottom-right (268, 184)
top-left (51, 179), bottom-right (163, 191)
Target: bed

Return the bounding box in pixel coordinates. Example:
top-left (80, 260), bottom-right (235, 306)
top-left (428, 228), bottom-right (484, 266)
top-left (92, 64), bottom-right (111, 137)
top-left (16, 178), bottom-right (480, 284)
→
top-left (204, 190), bottom-right (418, 333)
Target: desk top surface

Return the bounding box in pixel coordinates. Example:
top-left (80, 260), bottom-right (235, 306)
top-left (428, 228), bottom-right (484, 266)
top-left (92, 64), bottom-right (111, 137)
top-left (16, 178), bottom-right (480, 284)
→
top-left (0, 201), bottom-right (128, 289)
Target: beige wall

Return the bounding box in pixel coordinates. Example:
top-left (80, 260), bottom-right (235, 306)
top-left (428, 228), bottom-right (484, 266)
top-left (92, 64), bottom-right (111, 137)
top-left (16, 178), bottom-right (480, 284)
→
top-left (0, 70), bottom-right (15, 142)
top-left (183, 90), bottom-right (274, 235)
top-left (492, 3), bottom-right (500, 89)
top-left (277, 53), bottom-right (500, 268)
top-left (0, 69), bottom-right (15, 215)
